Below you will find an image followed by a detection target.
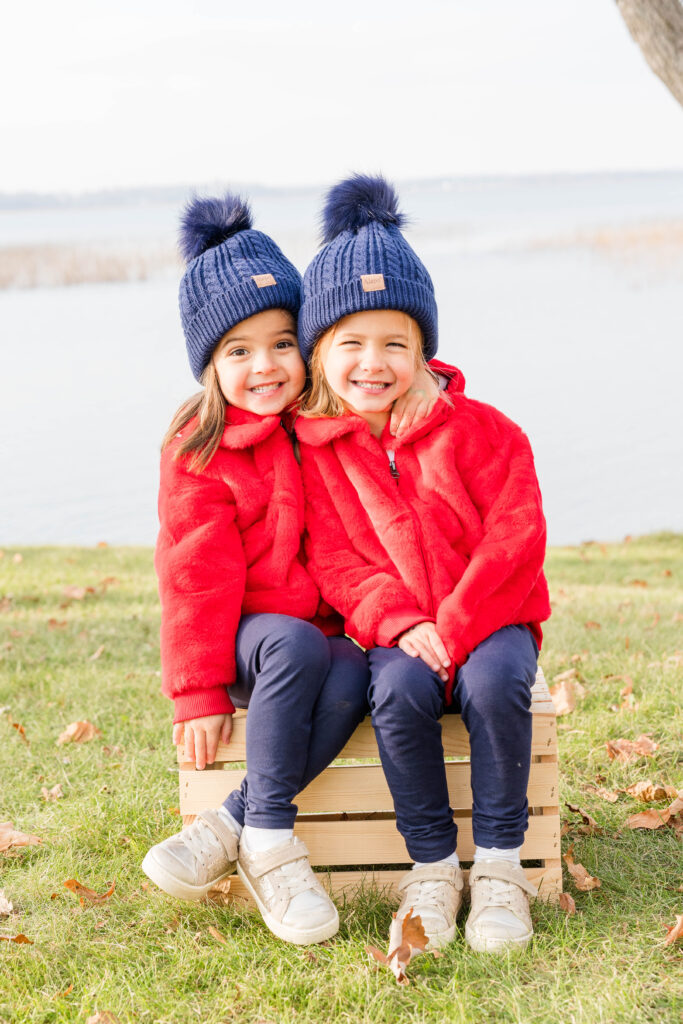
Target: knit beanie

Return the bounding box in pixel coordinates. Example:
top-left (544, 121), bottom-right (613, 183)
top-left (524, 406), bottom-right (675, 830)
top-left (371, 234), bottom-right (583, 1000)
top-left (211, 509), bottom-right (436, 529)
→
top-left (298, 174), bottom-right (438, 361)
top-left (178, 193), bottom-right (302, 381)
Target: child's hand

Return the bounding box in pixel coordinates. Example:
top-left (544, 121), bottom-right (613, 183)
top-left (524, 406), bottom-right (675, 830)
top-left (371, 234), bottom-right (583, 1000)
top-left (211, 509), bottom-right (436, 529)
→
top-left (172, 713), bottom-right (233, 771)
top-left (390, 366), bottom-right (439, 437)
top-left (397, 622), bottom-right (451, 682)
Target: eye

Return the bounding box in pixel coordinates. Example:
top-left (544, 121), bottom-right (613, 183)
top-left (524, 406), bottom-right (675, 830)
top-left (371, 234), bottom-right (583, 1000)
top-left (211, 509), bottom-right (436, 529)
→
top-left (275, 339), bottom-right (295, 349)
top-left (387, 340), bottom-right (408, 349)
top-left (339, 338), bottom-right (361, 346)
top-left (227, 347), bottom-right (249, 357)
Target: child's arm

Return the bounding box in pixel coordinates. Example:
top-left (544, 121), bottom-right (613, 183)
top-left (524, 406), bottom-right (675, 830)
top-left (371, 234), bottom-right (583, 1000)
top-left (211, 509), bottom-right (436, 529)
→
top-left (156, 445), bottom-right (247, 726)
top-left (389, 359), bottom-right (465, 437)
top-left (435, 404), bottom-right (549, 669)
top-left (172, 714), bottom-right (233, 770)
top-left (300, 450), bottom-right (431, 651)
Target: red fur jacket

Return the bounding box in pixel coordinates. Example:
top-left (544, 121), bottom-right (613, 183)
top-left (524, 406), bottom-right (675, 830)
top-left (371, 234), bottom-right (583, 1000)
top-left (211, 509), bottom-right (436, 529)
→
top-left (295, 390), bottom-right (551, 704)
top-left (155, 407), bottom-right (331, 723)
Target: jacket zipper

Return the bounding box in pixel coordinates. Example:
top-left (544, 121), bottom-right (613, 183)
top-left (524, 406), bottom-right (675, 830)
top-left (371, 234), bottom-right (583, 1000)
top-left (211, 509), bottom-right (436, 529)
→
top-left (385, 449), bottom-right (434, 616)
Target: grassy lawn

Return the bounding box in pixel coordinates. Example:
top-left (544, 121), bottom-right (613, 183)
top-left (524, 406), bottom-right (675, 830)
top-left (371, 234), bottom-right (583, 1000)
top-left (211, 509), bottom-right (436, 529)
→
top-left (0, 535), bottom-right (681, 1024)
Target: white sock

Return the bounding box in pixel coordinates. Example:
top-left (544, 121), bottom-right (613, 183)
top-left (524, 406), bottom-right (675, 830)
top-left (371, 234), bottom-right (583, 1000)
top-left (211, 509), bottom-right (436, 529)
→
top-left (217, 806), bottom-right (243, 838)
top-left (473, 845), bottom-right (521, 865)
top-left (241, 824), bottom-right (293, 854)
top-left (413, 849), bottom-right (460, 870)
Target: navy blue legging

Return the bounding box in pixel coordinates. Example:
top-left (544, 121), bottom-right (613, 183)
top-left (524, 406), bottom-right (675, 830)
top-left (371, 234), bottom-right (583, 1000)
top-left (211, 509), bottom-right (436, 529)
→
top-left (222, 614), bottom-right (369, 829)
top-left (368, 624), bottom-right (539, 862)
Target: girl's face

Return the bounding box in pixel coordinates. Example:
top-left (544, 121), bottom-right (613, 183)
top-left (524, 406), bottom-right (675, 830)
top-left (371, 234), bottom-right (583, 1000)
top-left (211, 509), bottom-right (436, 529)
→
top-left (213, 308), bottom-right (305, 415)
top-left (320, 309), bottom-right (418, 429)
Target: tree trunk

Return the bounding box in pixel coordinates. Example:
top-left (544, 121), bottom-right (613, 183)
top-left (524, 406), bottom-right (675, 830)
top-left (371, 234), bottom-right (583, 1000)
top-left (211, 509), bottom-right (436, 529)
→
top-left (615, 0), bottom-right (683, 107)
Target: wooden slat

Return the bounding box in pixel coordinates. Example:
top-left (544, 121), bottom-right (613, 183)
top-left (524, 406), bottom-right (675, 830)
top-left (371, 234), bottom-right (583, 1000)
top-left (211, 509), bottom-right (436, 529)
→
top-left (219, 863), bottom-right (562, 906)
top-left (178, 713), bottom-right (557, 764)
top-left (291, 815), bottom-right (559, 866)
top-left (178, 667), bottom-right (556, 764)
top-left (179, 760), bottom-right (558, 815)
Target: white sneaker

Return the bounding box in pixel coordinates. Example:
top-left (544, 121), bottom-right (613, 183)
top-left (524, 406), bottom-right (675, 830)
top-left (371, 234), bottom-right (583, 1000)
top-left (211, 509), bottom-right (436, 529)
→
top-left (465, 860), bottom-right (537, 953)
top-left (395, 863), bottom-right (465, 949)
top-left (237, 835), bottom-right (339, 945)
top-left (142, 809), bottom-right (239, 901)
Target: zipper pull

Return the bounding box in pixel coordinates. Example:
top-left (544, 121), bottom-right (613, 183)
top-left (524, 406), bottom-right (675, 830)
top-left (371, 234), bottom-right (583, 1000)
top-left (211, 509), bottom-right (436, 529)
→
top-left (386, 449), bottom-right (400, 481)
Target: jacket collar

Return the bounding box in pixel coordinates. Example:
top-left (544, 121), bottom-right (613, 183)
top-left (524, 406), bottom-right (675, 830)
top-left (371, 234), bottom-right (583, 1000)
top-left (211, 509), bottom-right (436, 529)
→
top-left (219, 406), bottom-right (283, 450)
top-left (294, 395), bottom-right (453, 448)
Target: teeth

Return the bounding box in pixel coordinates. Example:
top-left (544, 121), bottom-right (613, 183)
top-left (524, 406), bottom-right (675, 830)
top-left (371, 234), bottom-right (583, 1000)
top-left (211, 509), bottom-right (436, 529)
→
top-left (251, 384), bottom-right (282, 394)
top-left (352, 381), bottom-right (389, 391)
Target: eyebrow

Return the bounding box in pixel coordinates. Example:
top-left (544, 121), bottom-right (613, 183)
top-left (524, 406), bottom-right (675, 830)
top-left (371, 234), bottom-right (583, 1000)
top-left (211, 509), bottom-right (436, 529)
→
top-left (222, 328), bottom-right (297, 345)
top-left (336, 331), bottom-right (410, 341)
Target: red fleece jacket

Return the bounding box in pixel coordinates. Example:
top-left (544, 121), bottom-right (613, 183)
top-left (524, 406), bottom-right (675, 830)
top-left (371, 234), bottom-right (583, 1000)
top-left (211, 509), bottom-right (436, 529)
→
top-left (155, 407), bottom-right (333, 723)
top-left (295, 387), bottom-right (550, 704)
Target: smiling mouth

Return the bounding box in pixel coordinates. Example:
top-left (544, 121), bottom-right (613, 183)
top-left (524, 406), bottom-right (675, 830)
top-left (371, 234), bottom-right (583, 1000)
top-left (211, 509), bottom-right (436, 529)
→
top-left (350, 380), bottom-right (391, 392)
top-left (250, 383), bottom-right (284, 395)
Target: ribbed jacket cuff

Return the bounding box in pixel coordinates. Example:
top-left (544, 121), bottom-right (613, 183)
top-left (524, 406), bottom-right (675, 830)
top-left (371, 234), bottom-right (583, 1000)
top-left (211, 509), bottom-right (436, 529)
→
top-left (375, 610), bottom-right (435, 648)
top-left (172, 686), bottom-right (235, 724)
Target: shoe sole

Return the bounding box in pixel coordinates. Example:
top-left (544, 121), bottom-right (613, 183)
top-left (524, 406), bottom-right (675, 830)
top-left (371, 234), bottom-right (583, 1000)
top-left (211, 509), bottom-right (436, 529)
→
top-left (141, 849), bottom-right (234, 902)
top-left (236, 862), bottom-right (339, 945)
top-left (425, 922), bottom-right (457, 950)
top-left (464, 922), bottom-right (533, 953)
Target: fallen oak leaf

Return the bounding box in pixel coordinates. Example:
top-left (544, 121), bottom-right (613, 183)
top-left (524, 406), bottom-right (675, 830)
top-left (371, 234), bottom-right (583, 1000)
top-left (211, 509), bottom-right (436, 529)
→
top-left (0, 933), bottom-right (33, 944)
top-left (64, 878), bottom-right (115, 905)
top-left (625, 781), bottom-right (678, 803)
top-left (0, 821), bottom-right (42, 852)
top-left (558, 892), bottom-right (576, 915)
top-left (54, 984), bottom-right (74, 998)
top-left (564, 803), bottom-right (603, 836)
top-left (41, 784), bottom-right (63, 802)
top-left (584, 620), bottom-right (601, 629)
top-left (85, 1014), bottom-right (121, 1024)
top-left (605, 734), bottom-right (658, 763)
top-left (549, 678), bottom-right (576, 716)
top-left (57, 721), bottom-right (102, 745)
top-left (563, 844), bottom-right (601, 892)
top-left (626, 808), bottom-right (671, 830)
top-left (663, 914), bottom-right (683, 946)
top-left (367, 908), bottom-right (429, 985)
top-left (584, 784), bottom-right (619, 803)
top-left (47, 619), bottom-right (68, 630)
top-left (207, 924), bottom-right (228, 945)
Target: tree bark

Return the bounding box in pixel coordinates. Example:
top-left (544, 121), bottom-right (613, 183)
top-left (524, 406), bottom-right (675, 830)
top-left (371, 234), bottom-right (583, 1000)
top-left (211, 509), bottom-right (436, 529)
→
top-left (615, 0), bottom-right (683, 107)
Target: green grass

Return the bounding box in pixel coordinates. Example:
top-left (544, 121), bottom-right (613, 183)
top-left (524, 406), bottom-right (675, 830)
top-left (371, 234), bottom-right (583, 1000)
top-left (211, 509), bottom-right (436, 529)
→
top-left (0, 535), bottom-right (681, 1024)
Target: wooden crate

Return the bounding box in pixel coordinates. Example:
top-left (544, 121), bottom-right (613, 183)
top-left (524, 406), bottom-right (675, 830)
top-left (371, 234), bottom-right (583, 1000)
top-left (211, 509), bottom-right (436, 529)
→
top-left (177, 667), bottom-right (561, 903)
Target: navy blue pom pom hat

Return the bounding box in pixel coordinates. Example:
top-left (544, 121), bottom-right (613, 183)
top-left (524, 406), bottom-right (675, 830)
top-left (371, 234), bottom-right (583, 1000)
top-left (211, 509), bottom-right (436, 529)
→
top-left (298, 174), bottom-right (438, 362)
top-left (178, 193), bottom-right (302, 381)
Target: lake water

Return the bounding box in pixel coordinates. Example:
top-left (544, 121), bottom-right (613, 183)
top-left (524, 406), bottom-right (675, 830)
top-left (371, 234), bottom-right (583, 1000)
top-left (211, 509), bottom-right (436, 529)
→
top-left (1, 173), bottom-right (682, 547)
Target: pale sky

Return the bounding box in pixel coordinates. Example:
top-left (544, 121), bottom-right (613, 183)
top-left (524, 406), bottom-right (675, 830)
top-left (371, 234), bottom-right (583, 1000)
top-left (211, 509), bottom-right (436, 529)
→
top-left (2, 0), bottom-right (683, 194)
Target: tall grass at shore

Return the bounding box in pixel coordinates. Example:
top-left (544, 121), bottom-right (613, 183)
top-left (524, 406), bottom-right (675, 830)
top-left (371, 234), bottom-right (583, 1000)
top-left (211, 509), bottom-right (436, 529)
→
top-left (0, 535), bottom-right (681, 1024)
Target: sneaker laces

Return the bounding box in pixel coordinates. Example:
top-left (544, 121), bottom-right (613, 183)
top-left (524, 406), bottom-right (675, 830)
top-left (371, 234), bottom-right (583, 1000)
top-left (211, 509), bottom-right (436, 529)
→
top-left (406, 878), bottom-right (452, 917)
top-left (180, 820), bottom-right (225, 868)
top-left (270, 857), bottom-right (316, 900)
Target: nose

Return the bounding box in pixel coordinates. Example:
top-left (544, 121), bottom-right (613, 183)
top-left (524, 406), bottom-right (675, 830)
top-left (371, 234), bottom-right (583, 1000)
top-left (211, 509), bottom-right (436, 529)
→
top-left (358, 345), bottom-right (385, 373)
top-left (253, 350), bottom-right (277, 373)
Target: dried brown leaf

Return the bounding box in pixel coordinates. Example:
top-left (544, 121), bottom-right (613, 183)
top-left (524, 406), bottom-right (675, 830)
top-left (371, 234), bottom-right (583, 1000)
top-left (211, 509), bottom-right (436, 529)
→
top-left (0, 890), bottom-right (13, 917)
top-left (57, 721), bottom-right (102, 745)
top-left (625, 781), bottom-right (678, 803)
top-left (0, 933), bottom-right (32, 944)
top-left (208, 924), bottom-right (228, 945)
top-left (565, 803), bottom-right (603, 836)
top-left (619, 676), bottom-right (633, 696)
top-left (549, 679), bottom-right (576, 716)
top-left (584, 620), bottom-right (601, 629)
top-left (663, 914), bottom-right (683, 946)
top-left (47, 618), bottom-right (68, 630)
top-left (629, 579), bottom-right (648, 587)
top-left (558, 892), bottom-right (576, 915)
top-left (54, 983), bottom-right (73, 998)
top-left (9, 721), bottom-right (29, 745)
top-left (41, 784), bottom-right (63, 802)
top-left (585, 785), bottom-right (619, 803)
top-left (0, 821), bottom-right (42, 852)
top-left (85, 1014), bottom-right (121, 1024)
top-left (89, 645), bottom-right (105, 661)
top-left (626, 808), bottom-right (670, 830)
top-left (605, 734), bottom-right (658, 763)
top-left (367, 908), bottom-right (429, 985)
top-left (64, 878), bottom-right (115, 905)
top-left (62, 585), bottom-right (88, 600)
top-left (563, 845), bottom-right (601, 892)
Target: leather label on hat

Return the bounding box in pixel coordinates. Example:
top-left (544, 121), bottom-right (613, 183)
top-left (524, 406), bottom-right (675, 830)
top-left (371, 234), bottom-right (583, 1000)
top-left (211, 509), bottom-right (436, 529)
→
top-left (252, 274), bottom-right (277, 288)
top-left (361, 273), bottom-right (386, 292)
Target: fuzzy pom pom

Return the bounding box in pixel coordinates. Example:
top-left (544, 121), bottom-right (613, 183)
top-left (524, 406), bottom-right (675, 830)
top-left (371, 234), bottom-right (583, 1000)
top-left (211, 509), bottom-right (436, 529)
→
top-left (179, 193), bottom-right (253, 263)
top-left (321, 174), bottom-right (405, 243)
